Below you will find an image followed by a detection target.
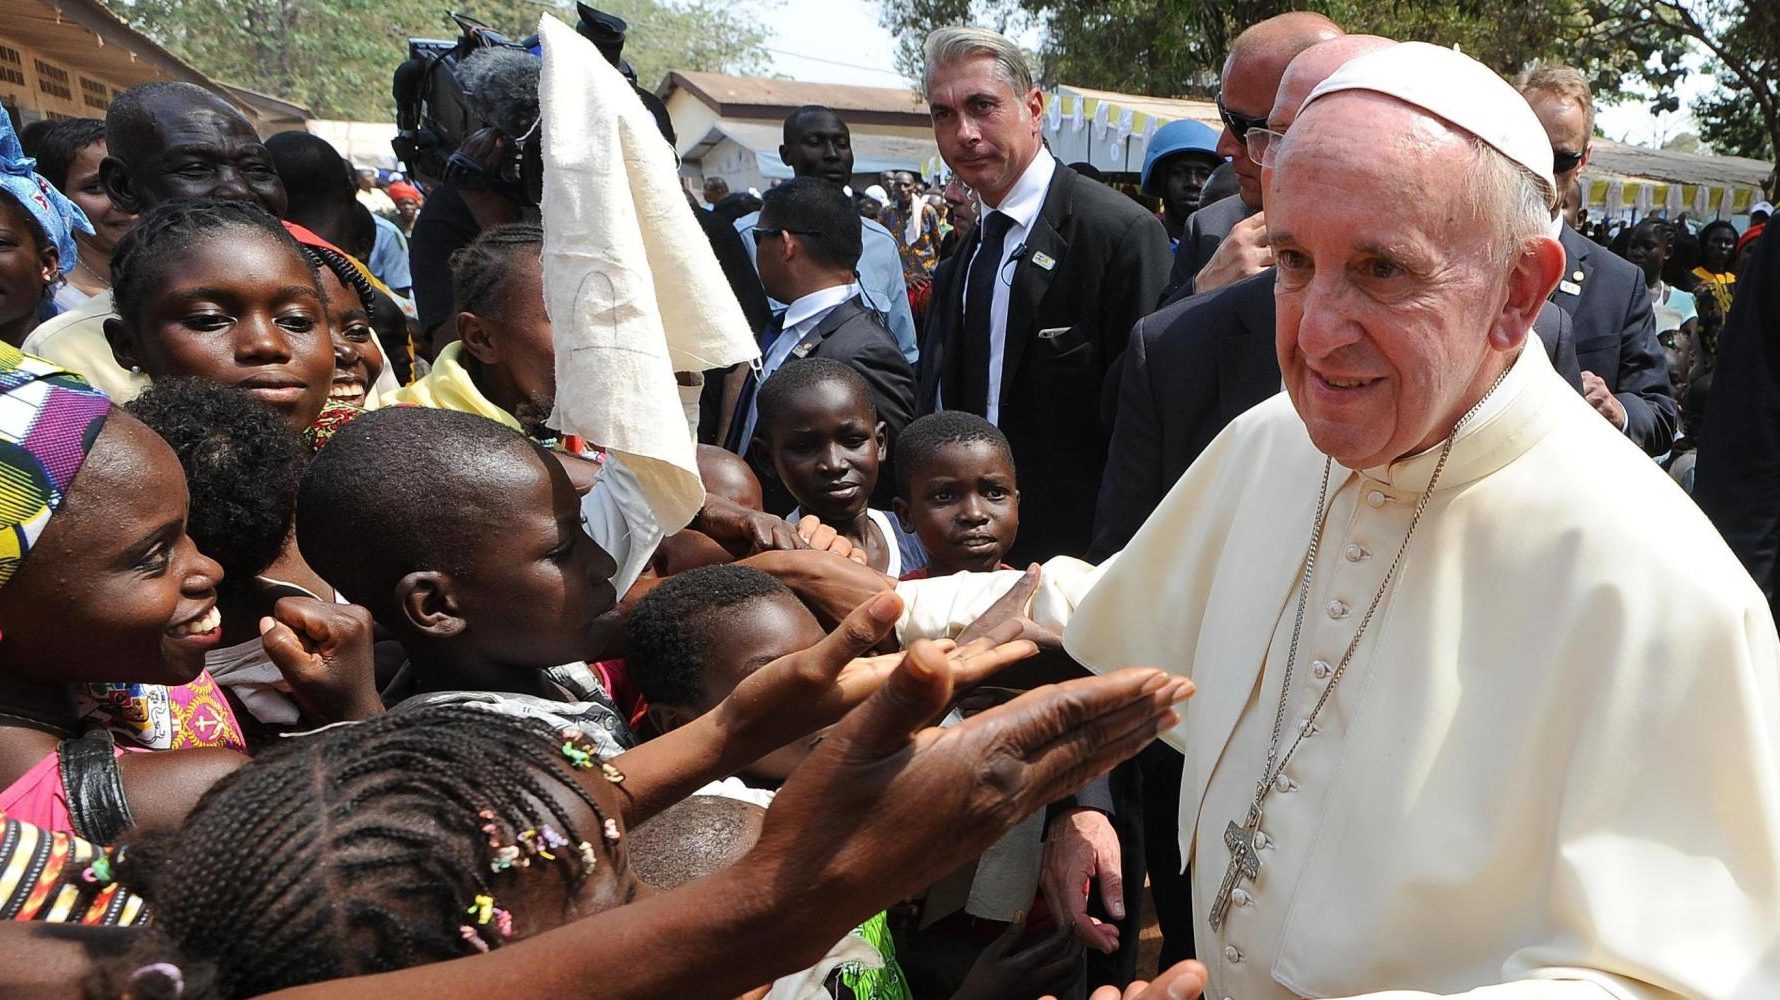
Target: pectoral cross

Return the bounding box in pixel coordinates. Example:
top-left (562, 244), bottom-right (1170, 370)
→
top-left (1208, 801), bottom-right (1264, 930)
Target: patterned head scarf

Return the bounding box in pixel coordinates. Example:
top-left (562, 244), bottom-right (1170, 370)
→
top-left (0, 112), bottom-right (92, 274)
top-left (0, 341), bottom-right (111, 588)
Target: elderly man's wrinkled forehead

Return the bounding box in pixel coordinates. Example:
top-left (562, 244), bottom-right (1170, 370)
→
top-left (113, 89), bottom-right (258, 164)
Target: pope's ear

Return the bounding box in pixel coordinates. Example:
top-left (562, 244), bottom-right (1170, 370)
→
top-left (1493, 235), bottom-right (1565, 352)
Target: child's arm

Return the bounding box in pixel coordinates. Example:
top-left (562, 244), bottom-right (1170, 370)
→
top-left (602, 591), bottom-right (1035, 827)
top-left (257, 646), bottom-right (1191, 1000)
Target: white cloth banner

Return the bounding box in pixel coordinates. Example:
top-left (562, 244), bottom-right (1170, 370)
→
top-left (537, 15), bottom-right (758, 533)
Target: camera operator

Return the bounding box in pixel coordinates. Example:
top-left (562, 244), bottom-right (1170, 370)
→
top-left (407, 46), bottom-right (541, 357)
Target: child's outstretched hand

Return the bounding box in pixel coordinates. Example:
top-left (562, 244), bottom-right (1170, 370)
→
top-left (720, 591), bottom-right (1038, 751)
top-left (260, 597), bottom-right (384, 724)
top-left (794, 514), bottom-right (870, 564)
top-left (951, 914), bottom-right (1083, 1000)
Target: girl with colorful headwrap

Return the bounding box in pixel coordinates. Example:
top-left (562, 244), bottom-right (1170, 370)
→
top-left (0, 344), bottom-right (380, 842)
top-left (0, 110), bottom-right (94, 346)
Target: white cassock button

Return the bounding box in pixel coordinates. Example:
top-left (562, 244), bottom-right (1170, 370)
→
top-left (1311, 659), bottom-right (1332, 679)
top-left (1300, 718), bottom-right (1320, 737)
top-left (1366, 489), bottom-right (1387, 507)
top-left (1252, 830), bottom-right (1270, 850)
top-left (1344, 544), bottom-right (1368, 562)
top-left (1231, 888), bottom-right (1253, 907)
top-left (1224, 945), bottom-right (1244, 964)
top-left (1275, 773), bottom-right (1297, 793)
top-left (1326, 600), bottom-right (1349, 620)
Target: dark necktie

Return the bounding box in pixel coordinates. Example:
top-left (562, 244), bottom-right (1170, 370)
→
top-left (724, 311), bottom-right (787, 454)
top-left (955, 211), bottom-right (1013, 417)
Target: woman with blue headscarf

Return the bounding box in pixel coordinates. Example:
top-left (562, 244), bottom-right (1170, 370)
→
top-left (0, 112), bottom-right (93, 346)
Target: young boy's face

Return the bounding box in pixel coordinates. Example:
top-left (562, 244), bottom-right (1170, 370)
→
top-left (894, 440), bottom-right (1020, 575)
top-left (451, 445), bottom-right (621, 672)
top-left (765, 379), bottom-right (885, 524)
top-left (679, 592), bottom-right (829, 783)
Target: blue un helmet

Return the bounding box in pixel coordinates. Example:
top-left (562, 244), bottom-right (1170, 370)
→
top-left (1140, 119), bottom-right (1222, 197)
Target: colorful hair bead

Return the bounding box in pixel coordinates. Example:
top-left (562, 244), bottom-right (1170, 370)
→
top-left (599, 760), bottom-right (626, 784)
top-left (469, 894), bottom-right (496, 926)
top-left (459, 925), bottom-right (490, 953)
top-left (82, 854), bottom-right (115, 885)
top-left (603, 817), bottom-right (621, 843)
top-left (578, 840), bottom-right (598, 869)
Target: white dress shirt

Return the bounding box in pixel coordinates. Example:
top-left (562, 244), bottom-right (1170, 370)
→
top-left (959, 151), bottom-right (1057, 425)
top-left (736, 282), bottom-right (860, 455)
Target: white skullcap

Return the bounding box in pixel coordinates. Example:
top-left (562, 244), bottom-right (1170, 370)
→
top-left (1300, 41), bottom-right (1555, 199)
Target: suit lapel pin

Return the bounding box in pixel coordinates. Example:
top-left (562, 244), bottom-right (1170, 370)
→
top-left (1030, 250), bottom-right (1057, 271)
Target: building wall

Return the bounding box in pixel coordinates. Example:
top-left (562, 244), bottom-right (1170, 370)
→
top-left (0, 39), bottom-right (125, 126)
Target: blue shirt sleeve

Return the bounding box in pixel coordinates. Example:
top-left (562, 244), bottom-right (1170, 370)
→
top-left (858, 218), bottom-right (918, 363)
top-left (371, 216), bottom-right (412, 292)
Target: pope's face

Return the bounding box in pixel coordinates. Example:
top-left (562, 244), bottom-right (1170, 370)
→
top-left (1268, 96), bottom-right (1521, 470)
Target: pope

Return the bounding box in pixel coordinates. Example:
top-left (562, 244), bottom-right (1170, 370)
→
top-left (889, 42), bottom-right (1780, 1000)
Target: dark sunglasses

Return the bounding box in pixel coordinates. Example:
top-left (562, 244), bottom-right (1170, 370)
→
top-left (751, 226), bottom-right (824, 241)
top-left (1217, 95), bottom-right (1269, 139)
top-left (1553, 147), bottom-right (1585, 174)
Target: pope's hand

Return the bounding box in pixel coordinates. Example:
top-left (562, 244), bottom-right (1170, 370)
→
top-left (1580, 370), bottom-right (1628, 429)
top-left (1042, 807), bottom-right (1126, 952)
top-left (1194, 212), bottom-right (1271, 294)
top-left (957, 564), bottom-right (1063, 650)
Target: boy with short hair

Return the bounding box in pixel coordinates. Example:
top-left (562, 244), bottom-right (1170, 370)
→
top-left (891, 412), bottom-right (1020, 579)
top-left (627, 564), bottom-right (828, 784)
top-left (757, 358), bottom-right (926, 577)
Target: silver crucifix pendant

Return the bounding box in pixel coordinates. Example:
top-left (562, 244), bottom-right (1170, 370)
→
top-left (1208, 801), bottom-right (1264, 930)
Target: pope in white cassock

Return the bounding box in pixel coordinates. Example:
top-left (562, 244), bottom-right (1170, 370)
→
top-left (897, 42), bottom-right (1780, 1000)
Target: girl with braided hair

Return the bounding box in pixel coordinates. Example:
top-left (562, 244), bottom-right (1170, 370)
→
top-left (293, 231), bottom-right (392, 410)
top-left (101, 200), bottom-right (335, 438)
top-left (89, 703), bottom-right (637, 999)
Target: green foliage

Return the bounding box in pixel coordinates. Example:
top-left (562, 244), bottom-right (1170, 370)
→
top-left (879, 0), bottom-right (1773, 165)
top-left (100, 0), bottom-right (771, 120)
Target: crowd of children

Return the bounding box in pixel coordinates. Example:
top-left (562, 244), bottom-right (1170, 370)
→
top-left (0, 93), bottom-right (1202, 999)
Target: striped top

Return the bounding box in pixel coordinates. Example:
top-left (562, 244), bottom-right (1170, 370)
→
top-left (0, 811), bottom-right (147, 925)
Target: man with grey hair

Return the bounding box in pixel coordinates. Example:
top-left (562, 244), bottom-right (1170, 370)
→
top-left (1518, 64), bottom-right (1675, 455)
top-left (915, 25), bottom-right (1171, 563)
top-left (893, 40), bottom-right (1779, 999)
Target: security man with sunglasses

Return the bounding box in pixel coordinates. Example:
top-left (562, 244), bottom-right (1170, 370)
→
top-left (1160, 12), bottom-right (1343, 303)
top-left (1518, 65), bottom-right (1676, 455)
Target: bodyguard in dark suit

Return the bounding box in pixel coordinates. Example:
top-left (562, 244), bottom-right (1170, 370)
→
top-left (1551, 224), bottom-right (1676, 454)
top-left (919, 27), bottom-right (1172, 563)
top-left (1519, 65), bottom-right (1676, 456)
top-left (725, 178), bottom-right (914, 509)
